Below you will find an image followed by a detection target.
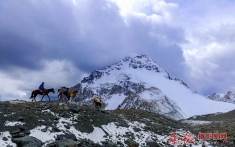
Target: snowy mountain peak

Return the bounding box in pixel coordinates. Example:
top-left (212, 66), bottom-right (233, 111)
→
top-left (122, 54), bottom-right (167, 74)
top-left (81, 54), bottom-right (170, 84)
top-left (74, 54), bottom-right (235, 120)
top-left (207, 91), bottom-right (235, 104)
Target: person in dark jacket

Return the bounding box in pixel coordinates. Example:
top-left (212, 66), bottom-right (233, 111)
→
top-left (38, 82), bottom-right (46, 94)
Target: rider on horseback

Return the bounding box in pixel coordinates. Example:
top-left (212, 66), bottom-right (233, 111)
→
top-left (38, 82), bottom-right (46, 94)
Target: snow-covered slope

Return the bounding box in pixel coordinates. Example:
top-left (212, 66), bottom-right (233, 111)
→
top-left (72, 54), bottom-right (235, 119)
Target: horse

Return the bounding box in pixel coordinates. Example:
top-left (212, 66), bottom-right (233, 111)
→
top-left (58, 87), bottom-right (70, 101)
top-left (30, 88), bottom-right (55, 102)
top-left (58, 87), bottom-right (78, 103)
top-left (70, 90), bottom-right (78, 101)
top-left (92, 97), bottom-right (103, 110)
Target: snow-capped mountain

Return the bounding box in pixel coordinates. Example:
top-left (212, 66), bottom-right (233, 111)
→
top-left (207, 91), bottom-right (235, 104)
top-left (72, 54), bottom-right (235, 120)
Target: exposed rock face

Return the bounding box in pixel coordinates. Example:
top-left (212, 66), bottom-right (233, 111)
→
top-left (208, 93), bottom-right (224, 101)
top-left (117, 87), bottom-right (185, 120)
top-left (81, 70), bottom-right (103, 84)
top-left (174, 78), bottom-right (189, 88)
top-left (207, 91), bottom-right (235, 104)
top-left (224, 91), bottom-right (235, 103)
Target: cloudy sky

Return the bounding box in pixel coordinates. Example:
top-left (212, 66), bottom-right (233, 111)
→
top-left (0, 0), bottom-right (235, 101)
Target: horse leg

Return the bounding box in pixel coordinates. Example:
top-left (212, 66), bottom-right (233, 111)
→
top-left (95, 103), bottom-right (99, 110)
top-left (41, 95), bottom-right (45, 101)
top-left (32, 97), bottom-right (36, 102)
top-left (47, 95), bottom-right (50, 101)
top-left (58, 93), bottom-right (62, 101)
top-left (67, 98), bottom-right (70, 104)
top-left (70, 98), bottom-right (74, 103)
top-left (30, 91), bottom-right (34, 98)
top-left (98, 103), bottom-right (101, 111)
top-left (67, 97), bottom-right (70, 104)
top-left (33, 94), bottom-right (38, 102)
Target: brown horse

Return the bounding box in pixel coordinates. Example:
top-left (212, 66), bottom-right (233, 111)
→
top-left (70, 90), bottom-right (78, 100)
top-left (92, 97), bottom-right (103, 110)
top-left (30, 88), bottom-right (55, 102)
top-left (58, 87), bottom-right (78, 103)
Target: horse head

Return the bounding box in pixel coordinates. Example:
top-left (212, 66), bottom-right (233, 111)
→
top-left (51, 88), bottom-right (55, 93)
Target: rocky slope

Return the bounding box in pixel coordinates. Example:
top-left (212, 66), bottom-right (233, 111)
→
top-left (70, 54), bottom-right (235, 120)
top-left (0, 100), bottom-right (221, 147)
top-left (182, 109), bottom-right (235, 146)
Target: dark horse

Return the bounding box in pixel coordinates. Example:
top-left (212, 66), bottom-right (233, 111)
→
top-left (58, 87), bottom-right (78, 103)
top-left (30, 88), bottom-right (55, 102)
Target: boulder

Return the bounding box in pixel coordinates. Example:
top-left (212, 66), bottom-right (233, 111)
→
top-left (57, 139), bottom-right (79, 147)
top-left (125, 139), bottom-right (139, 147)
top-left (12, 136), bottom-right (42, 147)
top-left (69, 105), bottom-right (79, 113)
top-left (56, 133), bottom-right (77, 141)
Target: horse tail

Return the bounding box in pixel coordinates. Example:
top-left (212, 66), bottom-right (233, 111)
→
top-left (30, 91), bottom-right (34, 98)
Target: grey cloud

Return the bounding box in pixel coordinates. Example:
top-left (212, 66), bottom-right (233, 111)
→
top-left (184, 23), bottom-right (235, 95)
top-left (0, 0), bottom-right (188, 101)
top-left (0, 0), bottom-right (185, 74)
top-left (121, 14), bottom-right (186, 78)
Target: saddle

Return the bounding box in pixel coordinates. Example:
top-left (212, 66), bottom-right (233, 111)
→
top-left (59, 87), bottom-right (70, 92)
top-left (38, 89), bottom-right (46, 92)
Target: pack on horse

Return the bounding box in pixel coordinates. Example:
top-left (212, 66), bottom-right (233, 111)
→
top-left (92, 96), bottom-right (103, 110)
top-left (58, 87), bottom-right (78, 103)
top-left (58, 87), bottom-right (70, 101)
top-left (30, 88), bottom-right (55, 102)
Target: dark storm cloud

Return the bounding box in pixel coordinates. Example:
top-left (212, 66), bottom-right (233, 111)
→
top-left (119, 13), bottom-right (186, 78)
top-left (0, 0), bottom-right (75, 70)
top-left (0, 0), bottom-right (189, 101)
top-left (0, 32), bottom-right (42, 69)
top-left (0, 0), bottom-right (185, 76)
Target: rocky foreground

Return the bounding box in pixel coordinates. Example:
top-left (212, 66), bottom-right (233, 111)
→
top-left (0, 100), bottom-right (233, 147)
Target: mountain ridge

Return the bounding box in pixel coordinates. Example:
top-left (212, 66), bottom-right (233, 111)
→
top-left (207, 91), bottom-right (235, 104)
top-left (71, 54), bottom-right (235, 120)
